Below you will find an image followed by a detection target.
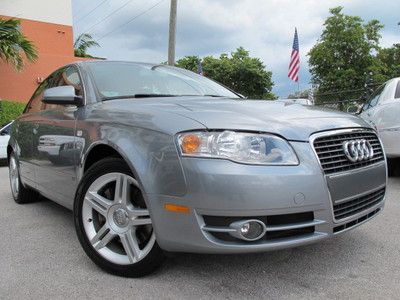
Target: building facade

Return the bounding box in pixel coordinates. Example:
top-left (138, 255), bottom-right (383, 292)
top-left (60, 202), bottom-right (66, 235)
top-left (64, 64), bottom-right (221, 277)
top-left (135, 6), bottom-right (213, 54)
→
top-left (0, 0), bottom-right (89, 103)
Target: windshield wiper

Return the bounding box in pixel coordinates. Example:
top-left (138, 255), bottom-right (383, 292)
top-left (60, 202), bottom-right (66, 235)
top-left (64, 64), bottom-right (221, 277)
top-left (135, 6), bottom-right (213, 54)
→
top-left (181, 94), bottom-right (227, 98)
top-left (102, 94), bottom-right (179, 101)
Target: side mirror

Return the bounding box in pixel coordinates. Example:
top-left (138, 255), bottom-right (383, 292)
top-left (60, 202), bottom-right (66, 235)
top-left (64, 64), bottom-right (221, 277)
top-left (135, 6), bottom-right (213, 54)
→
top-left (43, 86), bottom-right (83, 106)
top-left (347, 105), bottom-right (359, 114)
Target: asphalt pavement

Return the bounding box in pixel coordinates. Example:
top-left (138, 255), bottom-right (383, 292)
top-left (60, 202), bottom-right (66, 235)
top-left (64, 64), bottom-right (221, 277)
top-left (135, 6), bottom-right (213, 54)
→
top-left (0, 166), bottom-right (399, 299)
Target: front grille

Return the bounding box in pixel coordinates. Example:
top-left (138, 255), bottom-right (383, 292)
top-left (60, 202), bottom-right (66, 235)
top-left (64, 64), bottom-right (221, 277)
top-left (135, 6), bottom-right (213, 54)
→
top-left (313, 130), bottom-right (384, 175)
top-left (333, 208), bottom-right (381, 233)
top-left (333, 188), bottom-right (385, 220)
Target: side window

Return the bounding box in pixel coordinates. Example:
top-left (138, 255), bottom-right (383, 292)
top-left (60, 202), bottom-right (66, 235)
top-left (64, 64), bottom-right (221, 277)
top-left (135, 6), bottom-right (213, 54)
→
top-left (44, 66), bottom-right (83, 111)
top-left (362, 85), bottom-right (385, 111)
top-left (54, 66), bottom-right (83, 95)
top-left (395, 81), bottom-right (400, 99)
top-left (25, 79), bottom-right (52, 113)
top-left (25, 66), bottom-right (83, 113)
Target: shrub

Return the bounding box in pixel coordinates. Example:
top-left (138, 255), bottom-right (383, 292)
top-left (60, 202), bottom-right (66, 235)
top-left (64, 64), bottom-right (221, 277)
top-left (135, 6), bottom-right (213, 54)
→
top-left (0, 100), bottom-right (26, 126)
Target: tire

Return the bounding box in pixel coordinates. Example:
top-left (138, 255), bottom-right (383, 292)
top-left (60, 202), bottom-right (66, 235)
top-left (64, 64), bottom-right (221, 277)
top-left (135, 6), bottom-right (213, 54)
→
top-left (74, 157), bottom-right (165, 277)
top-left (8, 152), bottom-right (39, 204)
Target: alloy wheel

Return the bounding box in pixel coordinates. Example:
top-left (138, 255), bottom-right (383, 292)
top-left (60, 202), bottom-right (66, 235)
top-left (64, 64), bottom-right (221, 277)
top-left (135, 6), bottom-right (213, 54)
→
top-left (9, 155), bottom-right (19, 199)
top-left (82, 172), bottom-right (155, 265)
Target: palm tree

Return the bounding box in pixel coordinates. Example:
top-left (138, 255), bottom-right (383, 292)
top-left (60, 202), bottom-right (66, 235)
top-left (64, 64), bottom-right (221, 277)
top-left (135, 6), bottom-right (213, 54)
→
top-left (0, 18), bottom-right (38, 71)
top-left (74, 33), bottom-right (100, 58)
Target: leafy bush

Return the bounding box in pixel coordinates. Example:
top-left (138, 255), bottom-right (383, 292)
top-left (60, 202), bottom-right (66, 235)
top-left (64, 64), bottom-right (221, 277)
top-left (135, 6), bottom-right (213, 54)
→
top-left (0, 100), bottom-right (26, 126)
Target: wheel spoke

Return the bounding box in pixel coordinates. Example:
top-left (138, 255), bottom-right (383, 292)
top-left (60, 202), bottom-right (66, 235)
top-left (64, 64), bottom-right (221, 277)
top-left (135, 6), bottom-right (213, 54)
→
top-left (86, 191), bottom-right (112, 216)
top-left (93, 230), bottom-right (116, 250)
top-left (120, 229), bottom-right (141, 263)
top-left (114, 174), bottom-right (130, 205)
top-left (132, 218), bottom-right (152, 226)
top-left (90, 224), bottom-right (109, 245)
top-left (128, 208), bottom-right (150, 218)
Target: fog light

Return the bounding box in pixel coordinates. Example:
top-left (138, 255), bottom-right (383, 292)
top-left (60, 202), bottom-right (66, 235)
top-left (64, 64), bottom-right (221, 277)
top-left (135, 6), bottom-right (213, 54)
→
top-left (229, 220), bottom-right (267, 241)
top-left (240, 223), bottom-right (250, 234)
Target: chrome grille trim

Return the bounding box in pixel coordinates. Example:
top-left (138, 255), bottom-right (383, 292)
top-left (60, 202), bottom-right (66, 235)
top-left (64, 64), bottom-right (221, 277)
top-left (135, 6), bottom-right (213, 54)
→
top-left (312, 129), bottom-right (384, 175)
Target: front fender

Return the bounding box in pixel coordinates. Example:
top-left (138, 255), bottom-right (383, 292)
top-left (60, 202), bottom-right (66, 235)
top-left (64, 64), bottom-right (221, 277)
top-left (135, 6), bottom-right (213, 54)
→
top-left (78, 124), bottom-right (187, 197)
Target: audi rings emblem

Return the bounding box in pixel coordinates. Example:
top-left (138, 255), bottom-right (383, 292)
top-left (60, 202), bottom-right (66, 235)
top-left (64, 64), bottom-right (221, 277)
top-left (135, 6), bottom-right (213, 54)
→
top-left (342, 139), bottom-right (374, 162)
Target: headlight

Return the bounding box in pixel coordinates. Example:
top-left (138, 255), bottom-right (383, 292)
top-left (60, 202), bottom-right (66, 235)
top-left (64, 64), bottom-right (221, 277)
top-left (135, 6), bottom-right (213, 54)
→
top-left (176, 130), bottom-right (299, 165)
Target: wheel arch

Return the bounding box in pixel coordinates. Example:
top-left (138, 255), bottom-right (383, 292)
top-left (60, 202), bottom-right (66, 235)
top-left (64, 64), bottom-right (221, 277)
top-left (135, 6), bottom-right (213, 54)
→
top-left (78, 126), bottom-right (187, 198)
top-left (80, 141), bottom-right (144, 191)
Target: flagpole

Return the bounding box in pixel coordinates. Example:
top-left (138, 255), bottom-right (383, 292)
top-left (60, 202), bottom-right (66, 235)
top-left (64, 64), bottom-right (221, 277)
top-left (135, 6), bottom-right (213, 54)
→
top-left (297, 81), bottom-right (300, 99)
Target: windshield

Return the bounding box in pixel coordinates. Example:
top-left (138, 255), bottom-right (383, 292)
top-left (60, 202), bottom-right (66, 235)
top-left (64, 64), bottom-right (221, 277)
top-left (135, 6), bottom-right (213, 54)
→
top-left (88, 62), bottom-right (240, 100)
top-left (362, 84), bottom-right (385, 112)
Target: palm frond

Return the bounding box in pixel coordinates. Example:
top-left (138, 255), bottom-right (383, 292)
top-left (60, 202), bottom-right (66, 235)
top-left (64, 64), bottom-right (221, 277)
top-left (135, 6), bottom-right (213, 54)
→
top-left (0, 18), bottom-right (38, 70)
top-left (74, 33), bottom-right (100, 57)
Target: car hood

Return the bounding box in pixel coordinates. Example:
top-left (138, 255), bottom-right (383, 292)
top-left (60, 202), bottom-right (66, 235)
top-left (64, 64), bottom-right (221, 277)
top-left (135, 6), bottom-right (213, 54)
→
top-left (105, 97), bottom-right (371, 141)
top-left (157, 98), bottom-right (370, 141)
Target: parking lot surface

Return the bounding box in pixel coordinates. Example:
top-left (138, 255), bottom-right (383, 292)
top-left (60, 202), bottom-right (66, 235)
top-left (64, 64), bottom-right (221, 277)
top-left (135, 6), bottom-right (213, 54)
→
top-left (0, 166), bottom-right (399, 299)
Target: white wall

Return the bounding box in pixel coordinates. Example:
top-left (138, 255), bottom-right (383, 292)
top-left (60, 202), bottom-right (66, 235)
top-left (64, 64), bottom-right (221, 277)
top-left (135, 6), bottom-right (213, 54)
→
top-left (0, 0), bottom-right (72, 26)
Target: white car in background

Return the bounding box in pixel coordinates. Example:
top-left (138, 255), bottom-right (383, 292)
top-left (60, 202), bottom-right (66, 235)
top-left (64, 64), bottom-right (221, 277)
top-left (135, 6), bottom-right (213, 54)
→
top-left (0, 122), bottom-right (12, 159)
top-left (276, 98), bottom-right (313, 105)
top-left (358, 77), bottom-right (400, 173)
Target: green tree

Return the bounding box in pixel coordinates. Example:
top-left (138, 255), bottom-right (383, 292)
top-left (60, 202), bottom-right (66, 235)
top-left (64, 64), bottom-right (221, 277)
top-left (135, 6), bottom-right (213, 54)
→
top-left (0, 18), bottom-right (38, 70)
top-left (308, 7), bottom-right (383, 99)
top-left (176, 47), bottom-right (276, 99)
top-left (74, 33), bottom-right (99, 58)
top-left (376, 44), bottom-right (400, 80)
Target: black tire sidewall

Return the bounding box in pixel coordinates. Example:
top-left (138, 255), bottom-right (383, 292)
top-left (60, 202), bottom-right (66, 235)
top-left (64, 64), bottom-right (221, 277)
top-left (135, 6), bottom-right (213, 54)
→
top-left (73, 157), bottom-right (165, 277)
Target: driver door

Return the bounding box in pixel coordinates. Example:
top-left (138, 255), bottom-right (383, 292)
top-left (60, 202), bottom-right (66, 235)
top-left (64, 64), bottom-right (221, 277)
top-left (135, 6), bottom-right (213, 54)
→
top-left (32, 66), bottom-right (83, 207)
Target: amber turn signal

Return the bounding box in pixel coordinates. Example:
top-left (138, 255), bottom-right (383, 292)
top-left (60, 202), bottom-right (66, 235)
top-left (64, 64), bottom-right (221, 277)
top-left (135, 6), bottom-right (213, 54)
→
top-left (164, 203), bottom-right (190, 214)
top-left (181, 134), bottom-right (201, 154)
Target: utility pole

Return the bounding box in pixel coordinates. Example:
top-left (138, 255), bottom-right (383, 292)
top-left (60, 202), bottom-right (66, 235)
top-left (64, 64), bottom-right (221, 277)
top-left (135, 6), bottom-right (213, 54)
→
top-left (168, 0), bottom-right (177, 66)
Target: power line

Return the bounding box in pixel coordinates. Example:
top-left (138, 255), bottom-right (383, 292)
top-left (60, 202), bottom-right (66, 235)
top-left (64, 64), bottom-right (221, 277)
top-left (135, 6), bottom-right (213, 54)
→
top-left (75, 0), bottom-right (110, 24)
top-left (81, 0), bottom-right (137, 35)
top-left (97, 0), bottom-right (166, 41)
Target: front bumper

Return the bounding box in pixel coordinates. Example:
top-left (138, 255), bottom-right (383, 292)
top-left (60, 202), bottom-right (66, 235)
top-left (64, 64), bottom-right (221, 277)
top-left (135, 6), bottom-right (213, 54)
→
top-left (146, 141), bottom-right (386, 253)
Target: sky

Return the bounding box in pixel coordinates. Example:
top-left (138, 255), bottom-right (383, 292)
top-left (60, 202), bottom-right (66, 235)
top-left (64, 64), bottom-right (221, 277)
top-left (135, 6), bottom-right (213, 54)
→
top-left (71, 0), bottom-right (400, 98)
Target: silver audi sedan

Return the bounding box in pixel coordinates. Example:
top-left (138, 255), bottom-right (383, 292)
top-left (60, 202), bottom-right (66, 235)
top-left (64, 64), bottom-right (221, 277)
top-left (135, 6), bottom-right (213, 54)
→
top-left (7, 61), bottom-right (387, 277)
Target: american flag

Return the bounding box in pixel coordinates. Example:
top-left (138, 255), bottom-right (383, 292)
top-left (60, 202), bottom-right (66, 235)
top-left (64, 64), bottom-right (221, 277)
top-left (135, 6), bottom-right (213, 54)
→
top-left (288, 28), bottom-right (300, 82)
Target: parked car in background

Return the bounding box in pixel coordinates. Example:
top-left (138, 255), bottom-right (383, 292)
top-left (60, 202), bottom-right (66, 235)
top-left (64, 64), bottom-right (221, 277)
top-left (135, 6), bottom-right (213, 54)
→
top-left (276, 98), bottom-right (313, 105)
top-left (358, 78), bottom-right (400, 174)
top-left (8, 61), bottom-right (387, 277)
top-left (0, 121), bottom-right (13, 159)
